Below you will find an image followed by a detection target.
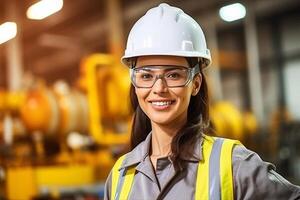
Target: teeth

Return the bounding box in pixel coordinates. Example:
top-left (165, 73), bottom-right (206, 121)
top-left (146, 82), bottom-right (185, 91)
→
top-left (151, 101), bottom-right (172, 106)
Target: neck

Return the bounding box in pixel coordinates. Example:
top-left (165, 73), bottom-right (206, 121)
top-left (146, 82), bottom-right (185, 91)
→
top-left (151, 126), bottom-right (173, 157)
top-left (150, 118), bottom-right (186, 157)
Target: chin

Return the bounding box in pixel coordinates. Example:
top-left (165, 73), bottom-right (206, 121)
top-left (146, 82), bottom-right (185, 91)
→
top-left (148, 113), bottom-right (178, 126)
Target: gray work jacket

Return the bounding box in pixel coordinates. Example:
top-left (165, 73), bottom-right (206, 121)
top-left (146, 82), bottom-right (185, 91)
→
top-left (104, 133), bottom-right (300, 200)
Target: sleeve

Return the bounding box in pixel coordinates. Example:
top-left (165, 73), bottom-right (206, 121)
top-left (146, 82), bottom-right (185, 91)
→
top-left (232, 145), bottom-right (300, 200)
top-left (104, 170), bottom-right (112, 200)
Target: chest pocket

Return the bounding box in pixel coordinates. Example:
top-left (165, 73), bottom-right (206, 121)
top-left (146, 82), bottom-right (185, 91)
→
top-left (111, 135), bottom-right (241, 200)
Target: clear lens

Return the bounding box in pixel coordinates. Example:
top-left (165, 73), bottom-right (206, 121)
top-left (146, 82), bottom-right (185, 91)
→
top-left (131, 65), bottom-right (193, 88)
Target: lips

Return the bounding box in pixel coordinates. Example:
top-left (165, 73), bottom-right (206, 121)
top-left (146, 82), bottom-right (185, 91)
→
top-left (151, 101), bottom-right (173, 106)
top-left (149, 99), bottom-right (175, 110)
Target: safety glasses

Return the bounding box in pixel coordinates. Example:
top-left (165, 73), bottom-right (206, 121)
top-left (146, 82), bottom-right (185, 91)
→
top-left (130, 65), bottom-right (200, 88)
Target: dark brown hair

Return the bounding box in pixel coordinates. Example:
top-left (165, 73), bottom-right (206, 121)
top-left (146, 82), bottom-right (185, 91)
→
top-left (129, 58), bottom-right (209, 170)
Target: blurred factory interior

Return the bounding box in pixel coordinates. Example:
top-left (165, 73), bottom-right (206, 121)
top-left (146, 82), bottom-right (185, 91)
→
top-left (0, 0), bottom-right (300, 199)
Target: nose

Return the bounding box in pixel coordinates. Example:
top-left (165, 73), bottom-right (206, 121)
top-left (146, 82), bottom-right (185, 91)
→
top-left (152, 77), bottom-right (168, 94)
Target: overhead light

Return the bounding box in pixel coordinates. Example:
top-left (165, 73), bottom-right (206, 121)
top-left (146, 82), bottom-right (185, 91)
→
top-left (27, 0), bottom-right (64, 20)
top-left (219, 3), bottom-right (246, 22)
top-left (0, 22), bottom-right (17, 45)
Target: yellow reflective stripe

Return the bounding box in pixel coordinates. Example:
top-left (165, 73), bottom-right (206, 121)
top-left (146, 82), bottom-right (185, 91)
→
top-left (195, 135), bottom-right (214, 200)
top-left (111, 155), bottom-right (126, 200)
top-left (119, 167), bottom-right (136, 200)
top-left (220, 139), bottom-right (241, 200)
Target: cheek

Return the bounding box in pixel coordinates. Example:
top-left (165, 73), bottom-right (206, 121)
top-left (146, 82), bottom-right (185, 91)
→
top-left (182, 93), bottom-right (192, 108)
top-left (171, 87), bottom-right (193, 109)
top-left (135, 89), bottom-right (149, 107)
top-left (135, 88), bottom-right (146, 98)
top-left (173, 86), bottom-right (193, 100)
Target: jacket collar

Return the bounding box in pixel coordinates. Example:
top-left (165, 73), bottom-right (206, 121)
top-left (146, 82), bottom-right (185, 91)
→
top-left (119, 132), bottom-right (152, 170)
top-left (119, 132), bottom-right (204, 170)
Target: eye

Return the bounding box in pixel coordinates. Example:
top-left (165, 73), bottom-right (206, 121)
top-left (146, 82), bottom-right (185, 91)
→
top-left (166, 72), bottom-right (181, 79)
top-left (169, 73), bottom-right (179, 78)
top-left (142, 73), bottom-right (152, 79)
top-left (138, 72), bottom-right (153, 80)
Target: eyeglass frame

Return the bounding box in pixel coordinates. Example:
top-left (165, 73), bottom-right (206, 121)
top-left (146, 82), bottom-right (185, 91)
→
top-left (129, 64), bottom-right (200, 88)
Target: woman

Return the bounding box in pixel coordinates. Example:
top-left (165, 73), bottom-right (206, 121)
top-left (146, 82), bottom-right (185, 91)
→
top-left (104, 3), bottom-right (300, 200)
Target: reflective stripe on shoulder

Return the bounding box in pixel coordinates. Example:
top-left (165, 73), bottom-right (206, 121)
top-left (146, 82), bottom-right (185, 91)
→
top-left (209, 138), bottom-right (224, 199)
top-left (195, 135), bottom-right (241, 200)
top-left (195, 135), bottom-right (215, 200)
top-left (220, 139), bottom-right (241, 200)
top-left (111, 155), bottom-right (126, 200)
top-left (111, 154), bottom-right (136, 200)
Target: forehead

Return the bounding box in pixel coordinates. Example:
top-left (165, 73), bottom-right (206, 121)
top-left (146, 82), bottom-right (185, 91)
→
top-left (136, 55), bottom-right (188, 67)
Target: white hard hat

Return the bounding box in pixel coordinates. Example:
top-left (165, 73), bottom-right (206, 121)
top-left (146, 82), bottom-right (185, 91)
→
top-left (121, 3), bottom-right (211, 68)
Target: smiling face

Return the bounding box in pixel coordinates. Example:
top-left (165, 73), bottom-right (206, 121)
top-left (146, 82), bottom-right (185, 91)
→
top-left (134, 55), bottom-right (202, 129)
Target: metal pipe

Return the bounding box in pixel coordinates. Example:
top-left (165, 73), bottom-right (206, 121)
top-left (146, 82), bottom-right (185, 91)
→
top-left (5, 0), bottom-right (23, 91)
top-left (106, 0), bottom-right (124, 59)
top-left (244, 4), bottom-right (265, 125)
top-left (205, 21), bottom-right (223, 101)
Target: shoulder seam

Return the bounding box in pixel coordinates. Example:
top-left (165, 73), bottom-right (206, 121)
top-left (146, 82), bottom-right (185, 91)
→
top-left (233, 146), bottom-right (255, 162)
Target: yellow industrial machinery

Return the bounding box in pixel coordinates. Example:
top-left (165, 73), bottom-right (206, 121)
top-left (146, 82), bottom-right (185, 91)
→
top-left (210, 101), bottom-right (258, 141)
top-left (0, 90), bottom-right (5, 114)
top-left (20, 82), bottom-right (88, 136)
top-left (17, 53), bottom-right (131, 143)
top-left (0, 54), bottom-right (132, 200)
top-left (6, 165), bottom-right (96, 200)
top-left (81, 54), bottom-right (131, 145)
top-left (0, 90), bottom-right (5, 140)
top-left (0, 90), bottom-right (26, 142)
top-left (20, 87), bottom-right (59, 134)
top-left (0, 90), bottom-right (25, 114)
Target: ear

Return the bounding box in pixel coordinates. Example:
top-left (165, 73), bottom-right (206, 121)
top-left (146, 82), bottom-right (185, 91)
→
top-left (192, 73), bottom-right (202, 96)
